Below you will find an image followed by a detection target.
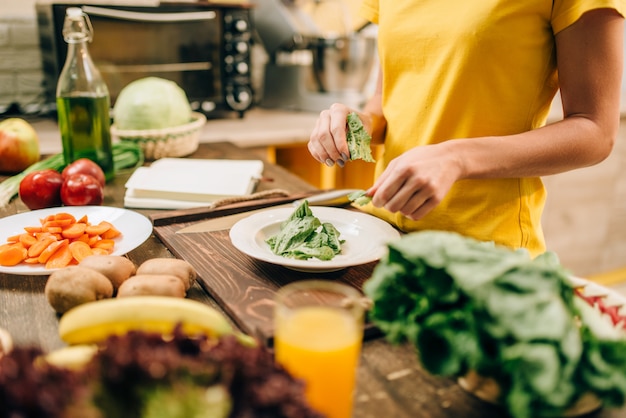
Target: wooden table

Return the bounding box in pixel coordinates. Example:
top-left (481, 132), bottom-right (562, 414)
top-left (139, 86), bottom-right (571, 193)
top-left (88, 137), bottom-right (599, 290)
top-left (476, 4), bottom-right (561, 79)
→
top-left (1, 142), bottom-right (624, 418)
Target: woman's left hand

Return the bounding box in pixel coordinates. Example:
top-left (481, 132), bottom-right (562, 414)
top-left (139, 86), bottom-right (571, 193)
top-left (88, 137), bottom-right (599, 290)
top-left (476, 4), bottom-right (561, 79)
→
top-left (368, 142), bottom-right (464, 220)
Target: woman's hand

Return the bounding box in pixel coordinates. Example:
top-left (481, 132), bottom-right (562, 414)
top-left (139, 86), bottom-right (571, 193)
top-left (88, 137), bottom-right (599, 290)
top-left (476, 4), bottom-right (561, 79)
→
top-left (308, 103), bottom-right (366, 167)
top-left (368, 142), bottom-right (464, 220)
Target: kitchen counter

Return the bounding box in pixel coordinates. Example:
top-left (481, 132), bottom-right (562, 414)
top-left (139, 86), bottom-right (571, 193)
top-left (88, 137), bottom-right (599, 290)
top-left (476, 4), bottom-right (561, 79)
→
top-left (2, 142), bottom-right (625, 418)
top-left (32, 107), bottom-right (319, 155)
top-left (22, 107), bottom-right (626, 280)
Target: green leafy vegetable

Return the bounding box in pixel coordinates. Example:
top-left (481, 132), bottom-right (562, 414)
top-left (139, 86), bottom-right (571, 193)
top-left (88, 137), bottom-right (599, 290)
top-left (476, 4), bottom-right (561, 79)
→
top-left (266, 200), bottom-right (344, 261)
top-left (364, 230), bottom-right (626, 418)
top-left (0, 142), bottom-right (144, 207)
top-left (346, 112), bottom-right (375, 162)
top-left (347, 190), bottom-right (372, 206)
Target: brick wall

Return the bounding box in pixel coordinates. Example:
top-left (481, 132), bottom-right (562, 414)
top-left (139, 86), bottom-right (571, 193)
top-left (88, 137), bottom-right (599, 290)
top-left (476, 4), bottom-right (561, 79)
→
top-left (0, 16), bottom-right (45, 114)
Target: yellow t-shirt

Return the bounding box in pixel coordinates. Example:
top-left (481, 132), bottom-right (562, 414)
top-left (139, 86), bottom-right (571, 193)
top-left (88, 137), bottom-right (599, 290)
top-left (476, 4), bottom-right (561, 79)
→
top-left (359, 0), bottom-right (625, 256)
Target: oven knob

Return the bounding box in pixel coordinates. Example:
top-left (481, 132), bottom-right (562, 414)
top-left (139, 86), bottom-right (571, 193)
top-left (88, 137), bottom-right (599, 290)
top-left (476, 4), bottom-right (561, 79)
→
top-left (224, 55), bottom-right (234, 65)
top-left (226, 85), bottom-right (253, 111)
top-left (234, 19), bottom-right (248, 32)
top-left (236, 61), bottom-right (249, 74)
top-left (235, 41), bottom-right (248, 54)
top-left (237, 89), bottom-right (251, 104)
top-left (201, 101), bottom-right (217, 112)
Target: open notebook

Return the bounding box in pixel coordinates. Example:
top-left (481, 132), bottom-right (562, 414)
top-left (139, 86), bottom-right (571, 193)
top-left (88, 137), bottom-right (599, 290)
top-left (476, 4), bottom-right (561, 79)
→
top-left (124, 158), bottom-right (264, 209)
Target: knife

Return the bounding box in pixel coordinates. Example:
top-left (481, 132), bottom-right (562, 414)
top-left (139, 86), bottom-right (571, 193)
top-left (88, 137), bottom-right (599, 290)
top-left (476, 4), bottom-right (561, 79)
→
top-left (176, 188), bottom-right (360, 234)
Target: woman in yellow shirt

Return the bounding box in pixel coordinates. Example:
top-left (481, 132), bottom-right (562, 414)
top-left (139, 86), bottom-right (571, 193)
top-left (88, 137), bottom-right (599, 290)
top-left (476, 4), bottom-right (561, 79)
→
top-left (307, 1), bottom-right (626, 256)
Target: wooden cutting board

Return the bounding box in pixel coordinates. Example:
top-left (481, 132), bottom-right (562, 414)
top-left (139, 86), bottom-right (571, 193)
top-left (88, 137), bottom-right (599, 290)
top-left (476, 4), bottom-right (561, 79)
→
top-left (151, 201), bottom-right (382, 347)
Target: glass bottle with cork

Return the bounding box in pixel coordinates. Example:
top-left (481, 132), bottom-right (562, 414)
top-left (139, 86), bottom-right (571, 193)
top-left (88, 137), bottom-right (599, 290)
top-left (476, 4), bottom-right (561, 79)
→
top-left (56, 7), bottom-right (114, 181)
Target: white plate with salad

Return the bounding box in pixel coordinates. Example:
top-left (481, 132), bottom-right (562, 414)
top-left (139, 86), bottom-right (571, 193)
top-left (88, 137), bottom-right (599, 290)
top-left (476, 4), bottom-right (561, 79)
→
top-left (229, 206), bottom-right (401, 273)
top-left (0, 206), bottom-right (153, 275)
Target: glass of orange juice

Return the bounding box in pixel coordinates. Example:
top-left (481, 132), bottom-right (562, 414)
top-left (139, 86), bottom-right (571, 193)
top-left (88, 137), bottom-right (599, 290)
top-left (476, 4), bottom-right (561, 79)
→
top-left (274, 280), bottom-right (365, 418)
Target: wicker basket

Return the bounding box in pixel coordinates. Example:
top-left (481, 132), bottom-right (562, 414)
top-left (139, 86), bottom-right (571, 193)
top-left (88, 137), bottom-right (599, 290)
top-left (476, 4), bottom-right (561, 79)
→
top-left (110, 111), bottom-right (206, 160)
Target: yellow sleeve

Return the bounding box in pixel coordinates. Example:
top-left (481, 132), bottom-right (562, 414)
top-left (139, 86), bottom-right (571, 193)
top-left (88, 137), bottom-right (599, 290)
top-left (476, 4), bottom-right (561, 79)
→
top-left (552, 0), bottom-right (626, 33)
top-left (359, 0), bottom-right (379, 24)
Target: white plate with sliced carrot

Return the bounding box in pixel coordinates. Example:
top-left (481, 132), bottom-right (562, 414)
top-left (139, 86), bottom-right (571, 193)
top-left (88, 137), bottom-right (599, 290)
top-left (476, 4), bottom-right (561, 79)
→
top-left (0, 206), bottom-right (153, 275)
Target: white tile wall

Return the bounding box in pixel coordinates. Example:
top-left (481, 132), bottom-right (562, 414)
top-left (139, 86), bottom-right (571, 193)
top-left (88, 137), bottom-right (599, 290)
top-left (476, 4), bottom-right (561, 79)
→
top-left (0, 16), bottom-right (45, 113)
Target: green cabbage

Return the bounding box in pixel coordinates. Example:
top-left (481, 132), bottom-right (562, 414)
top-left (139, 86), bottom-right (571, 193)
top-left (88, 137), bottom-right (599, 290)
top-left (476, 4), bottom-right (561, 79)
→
top-left (113, 77), bottom-right (192, 130)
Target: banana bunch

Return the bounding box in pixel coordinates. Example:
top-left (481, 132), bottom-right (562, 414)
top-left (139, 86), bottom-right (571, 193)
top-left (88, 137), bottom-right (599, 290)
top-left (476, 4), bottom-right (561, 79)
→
top-left (58, 296), bottom-right (256, 347)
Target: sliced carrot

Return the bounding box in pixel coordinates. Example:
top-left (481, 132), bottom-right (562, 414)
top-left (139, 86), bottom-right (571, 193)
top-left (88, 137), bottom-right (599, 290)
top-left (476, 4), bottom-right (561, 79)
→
top-left (38, 239), bottom-right (68, 264)
top-left (0, 244), bottom-right (28, 266)
top-left (54, 212), bottom-right (76, 223)
top-left (34, 232), bottom-right (55, 240)
top-left (90, 248), bottom-right (110, 256)
top-left (2, 212), bottom-right (122, 268)
top-left (92, 239), bottom-right (115, 251)
top-left (45, 244), bottom-right (73, 269)
top-left (68, 241), bottom-right (93, 263)
top-left (18, 234), bottom-right (38, 248)
top-left (43, 219), bottom-right (74, 229)
top-left (88, 235), bottom-right (100, 247)
top-left (72, 234), bottom-right (90, 244)
top-left (6, 234), bottom-right (21, 243)
top-left (101, 223), bottom-right (122, 239)
top-left (23, 226), bottom-right (42, 234)
top-left (61, 222), bottom-right (87, 239)
top-left (43, 226), bottom-right (63, 234)
top-left (27, 235), bottom-right (58, 258)
top-left (85, 222), bottom-right (111, 236)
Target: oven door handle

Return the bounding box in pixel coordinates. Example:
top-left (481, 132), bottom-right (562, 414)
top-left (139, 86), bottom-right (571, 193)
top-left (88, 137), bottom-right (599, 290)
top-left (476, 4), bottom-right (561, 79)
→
top-left (81, 5), bottom-right (216, 22)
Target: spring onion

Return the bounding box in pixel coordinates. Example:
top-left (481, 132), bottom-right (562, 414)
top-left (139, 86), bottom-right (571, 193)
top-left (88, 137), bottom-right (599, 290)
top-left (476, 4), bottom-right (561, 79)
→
top-left (0, 141), bottom-right (144, 207)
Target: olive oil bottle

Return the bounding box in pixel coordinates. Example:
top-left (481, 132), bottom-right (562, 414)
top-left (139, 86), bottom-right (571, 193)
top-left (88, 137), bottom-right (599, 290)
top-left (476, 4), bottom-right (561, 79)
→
top-left (56, 8), bottom-right (114, 181)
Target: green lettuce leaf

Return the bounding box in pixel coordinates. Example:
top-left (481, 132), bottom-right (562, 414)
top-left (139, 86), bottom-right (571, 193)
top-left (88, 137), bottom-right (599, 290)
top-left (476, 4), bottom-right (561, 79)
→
top-left (346, 112), bottom-right (376, 162)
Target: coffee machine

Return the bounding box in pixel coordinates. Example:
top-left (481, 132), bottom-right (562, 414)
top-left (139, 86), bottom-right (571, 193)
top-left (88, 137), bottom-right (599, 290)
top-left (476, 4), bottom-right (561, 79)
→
top-left (253, 0), bottom-right (377, 112)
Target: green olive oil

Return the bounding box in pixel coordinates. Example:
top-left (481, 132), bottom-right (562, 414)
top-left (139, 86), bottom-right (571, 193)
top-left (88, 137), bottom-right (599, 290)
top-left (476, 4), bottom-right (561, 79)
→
top-left (57, 95), bottom-right (114, 181)
top-left (57, 8), bottom-right (115, 182)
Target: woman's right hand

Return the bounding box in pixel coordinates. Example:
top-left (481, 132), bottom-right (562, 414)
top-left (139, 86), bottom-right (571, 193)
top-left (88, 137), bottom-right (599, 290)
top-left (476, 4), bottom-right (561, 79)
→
top-left (308, 103), bottom-right (372, 167)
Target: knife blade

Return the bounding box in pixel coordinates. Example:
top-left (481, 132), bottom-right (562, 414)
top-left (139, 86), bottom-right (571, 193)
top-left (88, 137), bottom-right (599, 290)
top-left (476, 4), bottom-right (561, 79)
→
top-left (176, 188), bottom-right (360, 234)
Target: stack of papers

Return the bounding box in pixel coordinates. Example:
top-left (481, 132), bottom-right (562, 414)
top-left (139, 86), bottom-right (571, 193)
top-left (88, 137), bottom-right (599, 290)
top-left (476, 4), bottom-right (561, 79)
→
top-left (124, 158), bottom-right (264, 209)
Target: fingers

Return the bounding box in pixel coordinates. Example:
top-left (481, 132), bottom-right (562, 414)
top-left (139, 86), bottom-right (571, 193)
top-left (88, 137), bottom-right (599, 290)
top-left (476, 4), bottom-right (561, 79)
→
top-left (369, 166), bottom-right (443, 221)
top-left (308, 103), bottom-right (353, 167)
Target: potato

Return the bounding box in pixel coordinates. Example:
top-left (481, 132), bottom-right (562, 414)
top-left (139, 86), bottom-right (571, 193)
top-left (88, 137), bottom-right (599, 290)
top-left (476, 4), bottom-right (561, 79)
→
top-left (116, 274), bottom-right (186, 298)
top-left (79, 255), bottom-right (137, 291)
top-left (45, 266), bottom-right (113, 314)
top-left (136, 258), bottom-right (197, 290)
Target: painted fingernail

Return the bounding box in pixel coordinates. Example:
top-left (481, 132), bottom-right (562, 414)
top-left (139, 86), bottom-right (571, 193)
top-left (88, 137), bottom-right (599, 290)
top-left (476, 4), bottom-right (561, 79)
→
top-left (325, 158), bottom-right (335, 167)
top-left (341, 153), bottom-right (350, 161)
top-left (337, 159), bottom-right (345, 168)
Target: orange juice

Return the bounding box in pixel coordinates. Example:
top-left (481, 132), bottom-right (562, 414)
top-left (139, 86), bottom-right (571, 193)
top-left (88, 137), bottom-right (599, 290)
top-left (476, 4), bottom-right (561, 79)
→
top-left (275, 306), bottom-right (362, 418)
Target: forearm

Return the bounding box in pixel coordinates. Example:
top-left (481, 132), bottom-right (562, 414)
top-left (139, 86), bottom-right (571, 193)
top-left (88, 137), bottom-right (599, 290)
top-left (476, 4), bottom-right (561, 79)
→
top-left (450, 114), bottom-right (619, 180)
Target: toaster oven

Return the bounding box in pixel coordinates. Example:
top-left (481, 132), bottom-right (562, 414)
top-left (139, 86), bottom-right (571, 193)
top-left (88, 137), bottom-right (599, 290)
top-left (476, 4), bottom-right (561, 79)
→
top-left (35, 1), bottom-right (255, 118)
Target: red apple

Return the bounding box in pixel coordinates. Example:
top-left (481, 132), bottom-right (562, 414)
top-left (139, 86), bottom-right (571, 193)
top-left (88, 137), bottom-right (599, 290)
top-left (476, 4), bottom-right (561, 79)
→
top-left (19, 169), bottom-right (64, 210)
top-left (0, 118), bottom-right (40, 174)
top-left (62, 158), bottom-right (106, 187)
top-left (60, 173), bottom-right (104, 206)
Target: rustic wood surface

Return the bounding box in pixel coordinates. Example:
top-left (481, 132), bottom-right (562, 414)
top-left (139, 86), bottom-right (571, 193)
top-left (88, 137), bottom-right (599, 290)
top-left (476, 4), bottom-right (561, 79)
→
top-left (1, 142), bottom-right (625, 418)
top-left (152, 223), bottom-right (382, 345)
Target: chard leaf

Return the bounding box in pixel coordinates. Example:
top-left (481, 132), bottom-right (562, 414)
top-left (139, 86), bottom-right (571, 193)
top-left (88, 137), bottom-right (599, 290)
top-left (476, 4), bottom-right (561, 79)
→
top-left (268, 216), bottom-right (321, 255)
top-left (347, 190), bottom-right (372, 206)
top-left (320, 222), bottom-right (343, 252)
top-left (363, 229), bottom-right (626, 418)
top-left (266, 200), bottom-right (344, 261)
top-left (346, 113), bottom-right (376, 162)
